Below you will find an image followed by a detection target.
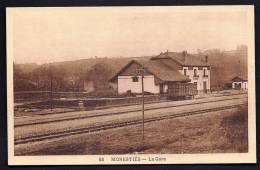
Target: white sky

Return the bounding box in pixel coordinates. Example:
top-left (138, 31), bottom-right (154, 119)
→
top-left (8, 6), bottom-right (250, 64)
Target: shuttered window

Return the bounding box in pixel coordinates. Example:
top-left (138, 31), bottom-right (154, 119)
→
top-left (132, 76), bottom-right (139, 82)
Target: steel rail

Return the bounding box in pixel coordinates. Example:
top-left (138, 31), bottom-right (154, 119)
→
top-left (15, 92), bottom-right (247, 118)
top-left (15, 95), bottom-right (247, 127)
top-left (14, 103), bottom-right (246, 145)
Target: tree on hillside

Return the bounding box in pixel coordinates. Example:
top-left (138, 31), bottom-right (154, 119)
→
top-left (29, 65), bottom-right (68, 91)
top-left (69, 66), bottom-right (86, 92)
top-left (202, 47), bottom-right (247, 90)
top-left (85, 62), bottom-right (113, 90)
top-left (14, 64), bottom-right (36, 91)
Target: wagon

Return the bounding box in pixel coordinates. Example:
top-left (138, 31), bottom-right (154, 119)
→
top-left (167, 82), bottom-right (198, 100)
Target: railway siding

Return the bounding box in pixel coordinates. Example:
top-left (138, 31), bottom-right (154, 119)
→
top-left (15, 104), bottom-right (245, 145)
top-left (15, 93), bottom-right (247, 127)
top-left (14, 95), bottom-right (247, 144)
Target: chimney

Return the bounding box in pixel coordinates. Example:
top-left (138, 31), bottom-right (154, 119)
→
top-left (182, 50), bottom-right (187, 63)
top-left (205, 55), bottom-right (208, 64)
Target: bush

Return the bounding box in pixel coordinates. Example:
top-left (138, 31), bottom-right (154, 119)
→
top-left (87, 88), bottom-right (117, 98)
top-left (117, 90), bottom-right (136, 97)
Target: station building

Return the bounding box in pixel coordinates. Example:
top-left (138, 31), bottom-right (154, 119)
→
top-left (110, 51), bottom-right (211, 95)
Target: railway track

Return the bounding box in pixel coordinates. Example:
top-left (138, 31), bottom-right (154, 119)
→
top-left (14, 103), bottom-right (246, 145)
top-left (16, 92), bottom-right (247, 117)
top-left (15, 94), bottom-right (247, 127)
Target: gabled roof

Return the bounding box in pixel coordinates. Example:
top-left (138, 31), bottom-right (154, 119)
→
top-left (110, 59), bottom-right (191, 83)
top-left (151, 51), bottom-right (209, 67)
top-left (231, 76), bottom-right (247, 82)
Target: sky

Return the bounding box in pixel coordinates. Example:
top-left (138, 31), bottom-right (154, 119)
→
top-left (8, 6), bottom-right (251, 64)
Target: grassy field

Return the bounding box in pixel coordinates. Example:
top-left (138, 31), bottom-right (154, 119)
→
top-left (15, 105), bottom-right (248, 155)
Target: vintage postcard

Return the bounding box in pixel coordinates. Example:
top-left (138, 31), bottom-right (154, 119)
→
top-left (7, 6), bottom-right (256, 165)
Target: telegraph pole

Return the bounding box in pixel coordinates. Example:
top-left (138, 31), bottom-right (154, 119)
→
top-left (136, 66), bottom-right (145, 147)
top-left (50, 66), bottom-right (53, 111)
top-left (141, 69), bottom-right (144, 144)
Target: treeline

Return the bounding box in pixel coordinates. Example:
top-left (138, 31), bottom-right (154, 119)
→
top-left (14, 61), bottom-right (116, 92)
top-left (14, 45), bottom-right (248, 92)
top-left (201, 45), bottom-right (247, 89)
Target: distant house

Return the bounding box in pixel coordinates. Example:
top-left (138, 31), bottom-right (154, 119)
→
top-left (110, 51), bottom-right (211, 94)
top-left (231, 76), bottom-right (247, 90)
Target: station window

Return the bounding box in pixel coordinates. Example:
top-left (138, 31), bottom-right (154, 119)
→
top-left (194, 82), bottom-right (198, 88)
top-left (132, 76), bottom-right (139, 82)
top-left (184, 69), bottom-right (187, 76)
top-left (194, 69), bottom-right (197, 76)
top-left (203, 69), bottom-right (206, 76)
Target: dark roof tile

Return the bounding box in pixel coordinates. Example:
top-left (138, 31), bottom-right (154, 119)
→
top-left (134, 59), bottom-right (190, 82)
top-left (152, 51), bottom-right (209, 66)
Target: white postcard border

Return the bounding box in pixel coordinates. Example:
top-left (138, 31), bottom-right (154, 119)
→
top-left (7, 5), bottom-right (256, 165)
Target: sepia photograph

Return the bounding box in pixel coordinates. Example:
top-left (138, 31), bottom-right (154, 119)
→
top-left (7, 6), bottom-right (256, 165)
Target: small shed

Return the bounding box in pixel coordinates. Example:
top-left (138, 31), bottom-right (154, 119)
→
top-left (231, 76), bottom-right (247, 90)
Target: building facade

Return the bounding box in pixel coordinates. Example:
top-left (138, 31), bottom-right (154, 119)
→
top-left (118, 75), bottom-right (160, 94)
top-left (231, 76), bottom-right (247, 90)
top-left (151, 51), bottom-right (211, 93)
top-left (110, 59), bottom-right (190, 94)
top-left (111, 51), bottom-right (211, 94)
top-left (179, 66), bottom-right (210, 93)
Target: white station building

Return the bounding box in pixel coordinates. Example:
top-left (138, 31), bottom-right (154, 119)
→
top-left (110, 51), bottom-right (211, 94)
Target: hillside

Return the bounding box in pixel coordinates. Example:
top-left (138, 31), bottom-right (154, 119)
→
top-left (199, 45), bottom-right (247, 89)
top-left (13, 56), bottom-right (151, 92)
top-left (14, 46), bottom-right (247, 92)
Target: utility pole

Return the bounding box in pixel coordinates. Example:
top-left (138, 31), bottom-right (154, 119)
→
top-left (141, 69), bottom-right (144, 145)
top-left (136, 66), bottom-right (146, 147)
top-left (239, 59), bottom-right (242, 93)
top-left (50, 66), bottom-right (53, 111)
